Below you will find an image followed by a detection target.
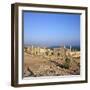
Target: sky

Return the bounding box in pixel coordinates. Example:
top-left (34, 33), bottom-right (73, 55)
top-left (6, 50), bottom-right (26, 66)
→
top-left (23, 11), bottom-right (80, 47)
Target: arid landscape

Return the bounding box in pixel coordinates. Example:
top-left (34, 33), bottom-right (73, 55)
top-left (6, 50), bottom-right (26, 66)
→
top-left (23, 11), bottom-right (80, 78)
top-left (24, 46), bottom-right (80, 77)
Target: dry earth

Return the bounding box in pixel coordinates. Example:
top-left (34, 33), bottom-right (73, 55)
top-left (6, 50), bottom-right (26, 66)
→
top-left (24, 52), bottom-right (80, 77)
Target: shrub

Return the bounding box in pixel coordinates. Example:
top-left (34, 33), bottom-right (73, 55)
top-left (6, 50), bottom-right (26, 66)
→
top-left (63, 58), bottom-right (71, 69)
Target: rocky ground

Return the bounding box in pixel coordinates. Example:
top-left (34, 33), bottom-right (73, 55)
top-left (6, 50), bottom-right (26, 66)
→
top-left (24, 52), bottom-right (80, 77)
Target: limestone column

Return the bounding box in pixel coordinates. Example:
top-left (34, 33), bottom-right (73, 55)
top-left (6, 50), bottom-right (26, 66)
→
top-left (64, 45), bottom-right (66, 49)
top-left (31, 45), bottom-right (33, 55)
top-left (70, 45), bottom-right (72, 52)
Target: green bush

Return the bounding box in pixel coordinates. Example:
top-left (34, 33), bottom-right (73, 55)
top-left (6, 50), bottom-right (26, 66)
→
top-left (65, 58), bottom-right (70, 64)
top-left (63, 58), bottom-right (71, 69)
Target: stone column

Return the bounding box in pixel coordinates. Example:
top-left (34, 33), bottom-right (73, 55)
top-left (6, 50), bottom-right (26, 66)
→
top-left (64, 45), bottom-right (66, 49)
top-left (31, 45), bottom-right (34, 55)
top-left (43, 47), bottom-right (46, 56)
top-left (70, 45), bottom-right (72, 52)
top-left (35, 47), bottom-right (36, 55)
top-left (37, 47), bottom-right (40, 55)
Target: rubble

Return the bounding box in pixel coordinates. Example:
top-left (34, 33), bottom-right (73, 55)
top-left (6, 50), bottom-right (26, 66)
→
top-left (24, 46), bottom-right (80, 77)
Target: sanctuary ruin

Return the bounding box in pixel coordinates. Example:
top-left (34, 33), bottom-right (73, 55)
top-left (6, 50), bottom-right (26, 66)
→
top-left (24, 45), bottom-right (80, 60)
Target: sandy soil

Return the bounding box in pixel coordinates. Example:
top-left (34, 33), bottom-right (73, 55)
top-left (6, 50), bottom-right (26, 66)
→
top-left (24, 52), bottom-right (80, 77)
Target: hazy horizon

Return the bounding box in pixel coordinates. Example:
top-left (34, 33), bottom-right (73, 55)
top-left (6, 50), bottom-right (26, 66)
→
top-left (23, 11), bottom-right (80, 47)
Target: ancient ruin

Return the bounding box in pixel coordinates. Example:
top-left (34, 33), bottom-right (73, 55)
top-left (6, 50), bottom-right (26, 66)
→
top-left (24, 45), bottom-right (80, 77)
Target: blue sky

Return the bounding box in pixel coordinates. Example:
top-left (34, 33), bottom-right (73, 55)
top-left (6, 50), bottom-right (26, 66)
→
top-left (23, 11), bottom-right (80, 47)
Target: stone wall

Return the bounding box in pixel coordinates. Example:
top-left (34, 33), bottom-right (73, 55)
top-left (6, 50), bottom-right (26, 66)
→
top-left (24, 46), bottom-right (73, 60)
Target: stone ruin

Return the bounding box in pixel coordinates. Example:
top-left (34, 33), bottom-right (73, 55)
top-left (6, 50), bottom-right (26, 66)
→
top-left (24, 45), bottom-right (72, 61)
top-left (24, 45), bottom-right (80, 76)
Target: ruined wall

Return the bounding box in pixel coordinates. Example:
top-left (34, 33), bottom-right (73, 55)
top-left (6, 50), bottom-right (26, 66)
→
top-left (24, 46), bottom-right (73, 60)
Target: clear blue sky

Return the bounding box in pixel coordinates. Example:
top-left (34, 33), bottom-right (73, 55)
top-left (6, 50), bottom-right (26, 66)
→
top-left (23, 11), bottom-right (80, 47)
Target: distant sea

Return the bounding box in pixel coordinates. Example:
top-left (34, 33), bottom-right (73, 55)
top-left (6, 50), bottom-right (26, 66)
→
top-left (48, 45), bottom-right (80, 51)
top-left (24, 45), bottom-right (80, 51)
